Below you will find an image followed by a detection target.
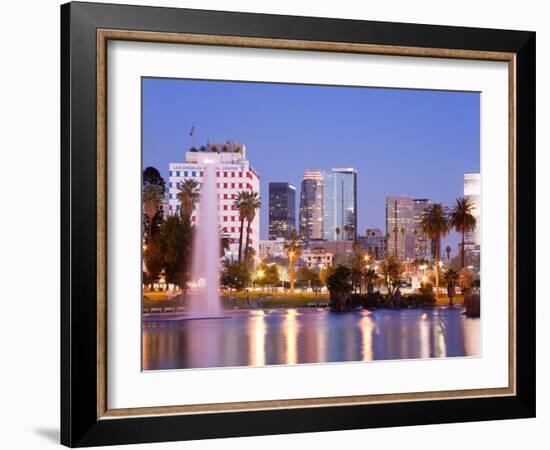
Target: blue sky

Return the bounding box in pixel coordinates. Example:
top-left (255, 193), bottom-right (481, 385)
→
top-left (142, 77), bottom-right (479, 255)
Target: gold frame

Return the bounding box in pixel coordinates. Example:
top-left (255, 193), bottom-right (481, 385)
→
top-left (96, 29), bottom-right (516, 420)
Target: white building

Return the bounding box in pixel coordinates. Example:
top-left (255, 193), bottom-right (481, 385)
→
top-left (302, 247), bottom-right (334, 269)
top-left (259, 238), bottom-right (286, 259)
top-left (464, 173), bottom-right (481, 251)
top-left (168, 141), bottom-right (260, 259)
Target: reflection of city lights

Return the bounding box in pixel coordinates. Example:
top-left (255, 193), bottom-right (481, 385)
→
top-left (249, 311), bottom-right (266, 366)
top-left (285, 309), bottom-right (299, 365)
top-left (359, 315), bottom-right (374, 361)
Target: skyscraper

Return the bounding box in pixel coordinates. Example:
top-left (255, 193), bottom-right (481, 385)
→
top-left (323, 168), bottom-right (357, 241)
top-left (268, 182), bottom-right (296, 240)
top-left (299, 171), bottom-right (324, 242)
top-left (386, 196), bottom-right (415, 261)
top-left (464, 173), bottom-right (481, 250)
top-left (413, 198), bottom-right (431, 258)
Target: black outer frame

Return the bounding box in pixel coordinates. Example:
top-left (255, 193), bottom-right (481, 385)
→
top-left (61, 1), bottom-right (536, 447)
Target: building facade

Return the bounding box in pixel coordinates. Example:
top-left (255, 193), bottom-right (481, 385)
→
top-left (358, 228), bottom-right (387, 260)
top-left (386, 196), bottom-right (415, 261)
top-left (299, 171), bottom-right (324, 242)
top-left (168, 141), bottom-right (260, 259)
top-left (314, 240), bottom-right (355, 264)
top-left (323, 168), bottom-right (357, 241)
top-left (302, 247), bottom-right (334, 269)
top-left (412, 198), bottom-right (431, 258)
top-left (258, 238), bottom-right (286, 259)
top-left (268, 182), bottom-right (296, 240)
top-left (464, 173), bottom-right (481, 251)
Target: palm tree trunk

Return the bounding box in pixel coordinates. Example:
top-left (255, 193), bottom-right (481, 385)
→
top-left (435, 238), bottom-right (440, 297)
top-left (461, 229), bottom-right (465, 269)
top-left (244, 221), bottom-right (251, 261)
top-left (289, 256), bottom-right (294, 293)
top-left (238, 217), bottom-right (245, 262)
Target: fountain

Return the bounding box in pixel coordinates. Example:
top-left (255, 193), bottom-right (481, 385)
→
top-left (187, 162), bottom-right (225, 318)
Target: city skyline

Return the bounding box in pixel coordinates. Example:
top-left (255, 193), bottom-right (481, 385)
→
top-left (143, 77), bottom-right (480, 253)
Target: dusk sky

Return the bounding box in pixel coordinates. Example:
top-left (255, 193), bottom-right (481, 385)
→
top-left (142, 77), bottom-right (480, 255)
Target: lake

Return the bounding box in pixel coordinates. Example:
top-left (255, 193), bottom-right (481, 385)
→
top-left (142, 307), bottom-right (480, 370)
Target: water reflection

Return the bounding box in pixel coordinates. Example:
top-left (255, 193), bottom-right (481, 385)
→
top-left (142, 307), bottom-right (480, 370)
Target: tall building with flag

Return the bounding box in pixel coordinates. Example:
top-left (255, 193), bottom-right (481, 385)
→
top-left (168, 141), bottom-right (260, 259)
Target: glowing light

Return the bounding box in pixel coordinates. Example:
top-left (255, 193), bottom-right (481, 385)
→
top-left (285, 309), bottom-right (299, 365)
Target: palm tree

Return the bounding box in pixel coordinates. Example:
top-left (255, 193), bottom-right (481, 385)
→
top-left (445, 245), bottom-right (452, 261)
top-left (335, 227), bottom-right (341, 262)
top-left (443, 269), bottom-right (460, 305)
top-left (380, 254), bottom-right (403, 297)
top-left (177, 179), bottom-right (199, 219)
top-left (284, 229), bottom-right (301, 293)
top-left (420, 203), bottom-right (449, 296)
top-left (143, 184), bottom-right (163, 242)
top-left (449, 197), bottom-right (477, 269)
top-left (243, 191), bottom-right (261, 257)
top-left (233, 191), bottom-right (249, 262)
top-left (364, 268), bottom-right (378, 294)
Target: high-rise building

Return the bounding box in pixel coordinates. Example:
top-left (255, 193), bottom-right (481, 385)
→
top-left (358, 228), bottom-right (387, 260)
top-left (323, 168), bottom-right (357, 241)
top-left (464, 173), bottom-right (481, 250)
top-left (268, 182), bottom-right (296, 240)
top-left (299, 171), bottom-right (324, 242)
top-left (168, 141), bottom-right (260, 258)
top-left (386, 196), bottom-right (415, 261)
top-left (412, 198), bottom-right (431, 258)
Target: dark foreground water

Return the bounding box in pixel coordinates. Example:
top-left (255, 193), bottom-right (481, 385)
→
top-left (142, 307), bottom-right (480, 370)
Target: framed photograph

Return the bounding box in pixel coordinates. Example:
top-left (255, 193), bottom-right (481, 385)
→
top-left (61, 1), bottom-right (536, 447)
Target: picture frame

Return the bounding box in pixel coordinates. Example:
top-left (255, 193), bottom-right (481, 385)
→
top-left (60, 1), bottom-right (535, 447)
